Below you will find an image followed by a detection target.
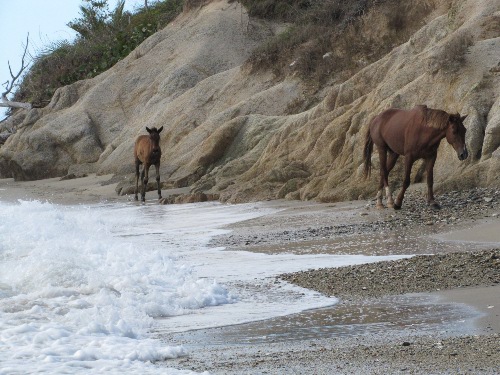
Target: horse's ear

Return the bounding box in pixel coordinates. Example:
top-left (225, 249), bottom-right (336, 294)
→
top-left (158, 126), bottom-right (163, 133)
top-left (146, 127), bottom-right (151, 133)
top-left (460, 115), bottom-right (468, 122)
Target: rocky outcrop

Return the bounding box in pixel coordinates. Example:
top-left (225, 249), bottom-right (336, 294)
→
top-left (0, 0), bottom-right (499, 203)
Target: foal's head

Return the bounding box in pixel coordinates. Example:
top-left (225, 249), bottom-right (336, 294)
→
top-left (445, 114), bottom-right (468, 161)
top-left (146, 126), bottom-right (163, 155)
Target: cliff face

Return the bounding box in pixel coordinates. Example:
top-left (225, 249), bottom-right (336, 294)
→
top-left (1, 0), bottom-right (499, 203)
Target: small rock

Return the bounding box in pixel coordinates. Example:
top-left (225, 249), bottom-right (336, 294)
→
top-left (60, 173), bottom-right (77, 181)
top-left (425, 221), bottom-right (434, 225)
top-left (484, 197), bottom-right (493, 202)
top-left (402, 342), bottom-right (411, 347)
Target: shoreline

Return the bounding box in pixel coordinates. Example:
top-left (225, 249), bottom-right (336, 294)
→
top-left (1, 175), bottom-right (499, 373)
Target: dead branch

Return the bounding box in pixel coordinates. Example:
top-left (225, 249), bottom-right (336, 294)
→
top-left (1, 35), bottom-right (32, 110)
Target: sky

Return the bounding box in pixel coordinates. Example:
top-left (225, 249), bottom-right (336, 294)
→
top-left (0, 0), bottom-right (145, 120)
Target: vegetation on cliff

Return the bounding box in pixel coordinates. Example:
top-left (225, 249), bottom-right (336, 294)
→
top-left (13, 0), bottom-right (183, 107)
top-left (12, 0), bottom-right (437, 109)
top-left (243, 0), bottom-right (437, 86)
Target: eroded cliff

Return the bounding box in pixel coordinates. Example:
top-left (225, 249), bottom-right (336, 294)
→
top-left (1, 0), bottom-right (499, 202)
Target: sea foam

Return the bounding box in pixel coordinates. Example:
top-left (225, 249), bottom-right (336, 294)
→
top-left (0, 200), bottom-right (234, 374)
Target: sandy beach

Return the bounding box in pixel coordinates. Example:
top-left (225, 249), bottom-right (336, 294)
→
top-left (0, 175), bottom-right (499, 374)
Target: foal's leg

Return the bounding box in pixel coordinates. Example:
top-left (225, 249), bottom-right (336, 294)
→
top-left (134, 159), bottom-right (140, 201)
top-left (376, 146), bottom-right (388, 209)
top-left (155, 163), bottom-right (162, 200)
top-left (394, 155), bottom-right (414, 210)
top-left (141, 164), bottom-right (149, 202)
top-left (425, 155), bottom-right (440, 209)
top-left (384, 151), bottom-right (399, 208)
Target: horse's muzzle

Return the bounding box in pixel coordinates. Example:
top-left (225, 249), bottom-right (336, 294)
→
top-left (458, 147), bottom-right (468, 161)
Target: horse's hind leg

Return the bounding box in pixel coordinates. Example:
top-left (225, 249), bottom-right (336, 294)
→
top-left (376, 146), bottom-right (388, 209)
top-left (141, 164), bottom-right (147, 202)
top-left (376, 187), bottom-right (384, 209)
top-left (134, 159), bottom-right (140, 201)
top-left (384, 151), bottom-right (399, 208)
top-left (155, 164), bottom-right (162, 200)
top-left (394, 155), bottom-right (414, 210)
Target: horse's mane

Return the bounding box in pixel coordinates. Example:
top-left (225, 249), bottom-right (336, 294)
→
top-left (422, 106), bottom-right (449, 130)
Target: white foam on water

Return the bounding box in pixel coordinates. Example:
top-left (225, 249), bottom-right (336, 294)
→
top-left (0, 200), bottom-right (243, 374)
top-left (0, 199), bottom-right (406, 373)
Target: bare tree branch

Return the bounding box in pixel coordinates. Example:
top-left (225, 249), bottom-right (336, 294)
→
top-left (1, 35), bottom-right (32, 110)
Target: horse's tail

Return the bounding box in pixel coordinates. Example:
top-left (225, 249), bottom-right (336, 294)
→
top-left (363, 125), bottom-right (373, 179)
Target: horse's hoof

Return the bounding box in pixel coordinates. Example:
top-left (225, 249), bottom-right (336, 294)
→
top-left (429, 202), bottom-right (441, 210)
top-left (393, 204), bottom-right (402, 210)
top-left (376, 204), bottom-right (385, 209)
top-left (387, 202), bottom-right (394, 209)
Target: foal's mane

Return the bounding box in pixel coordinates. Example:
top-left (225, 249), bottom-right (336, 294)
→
top-left (423, 106), bottom-right (449, 130)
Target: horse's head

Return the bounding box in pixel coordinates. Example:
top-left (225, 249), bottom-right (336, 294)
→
top-left (146, 126), bottom-right (163, 155)
top-left (445, 114), bottom-right (468, 161)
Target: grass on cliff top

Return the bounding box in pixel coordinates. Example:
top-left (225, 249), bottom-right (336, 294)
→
top-left (13, 0), bottom-right (183, 108)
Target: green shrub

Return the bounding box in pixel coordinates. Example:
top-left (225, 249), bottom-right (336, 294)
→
top-left (239, 0), bottom-right (313, 21)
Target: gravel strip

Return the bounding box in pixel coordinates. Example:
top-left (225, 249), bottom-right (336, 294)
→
top-left (168, 332), bottom-right (500, 374)
top-left (280, 249), bottom-right (500, 299)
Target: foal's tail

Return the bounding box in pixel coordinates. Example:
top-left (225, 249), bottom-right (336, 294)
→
top-left (363, 126), bottom-right (373, 179)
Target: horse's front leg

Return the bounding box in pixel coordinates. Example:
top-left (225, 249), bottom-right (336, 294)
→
top-left (155, 163), bottom-right (162, 200)
top-left (394, 155), bottom-right (414, 210)
top-left (425, 155), bottom-right (440, 209)
top-left (142, 164), bottom-right (150, 202)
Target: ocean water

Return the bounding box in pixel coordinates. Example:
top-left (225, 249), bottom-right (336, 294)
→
top-left (0, 200), bottom-right (403, 374)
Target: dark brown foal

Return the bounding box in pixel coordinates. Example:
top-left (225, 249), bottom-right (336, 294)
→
top-left (134, 126), bottom-right (163, 202)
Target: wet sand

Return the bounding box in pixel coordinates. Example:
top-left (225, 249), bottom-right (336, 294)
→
top-left (0, 175), bottom-right (122, 204)
top-left (182, 187), bottom-right (500, 374)
top-left (1, 175), bottom-right (499, 373)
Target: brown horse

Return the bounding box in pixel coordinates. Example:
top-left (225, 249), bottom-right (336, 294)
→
top-left (134, 126), bottom-right (163, 202)
top-left (363, 105), bottom-right (468, 210)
